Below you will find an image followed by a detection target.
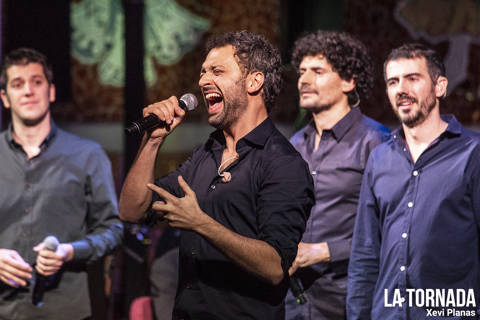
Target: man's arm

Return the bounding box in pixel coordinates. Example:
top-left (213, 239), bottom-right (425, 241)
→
top-left (67, 144), bottom-right (124, 264)
top-left (148, 151), bottom-right (314, 285)
top-left (346, 160), bottom-right (381, 320)
top-left (149, 177), bottom-right (285, 285)
top-left (119, 96), bottom-right (186, 222)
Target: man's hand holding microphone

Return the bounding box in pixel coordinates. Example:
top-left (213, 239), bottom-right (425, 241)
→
top-left (0, 236), bottom-right (73, 306)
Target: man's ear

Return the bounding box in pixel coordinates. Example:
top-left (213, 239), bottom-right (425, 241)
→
top-left (341, 78), bottom-right (356, 94)
top-left (49, 84), bottom-right (56, 103)
top-left (246, 72), bottom-right (264, 94)
top-left (1, 89), bottom-right (10, 109)
top-left (435, 76), bottom-right (448, 98)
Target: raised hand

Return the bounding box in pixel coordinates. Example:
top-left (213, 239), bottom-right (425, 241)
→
top-left (142, 96), bottom-right (187, 140)
top-left (148, 175), bottom-right (209, 231)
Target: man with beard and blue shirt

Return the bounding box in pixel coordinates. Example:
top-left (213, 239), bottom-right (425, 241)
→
top-left (347, 44), bottom-right (480, 319)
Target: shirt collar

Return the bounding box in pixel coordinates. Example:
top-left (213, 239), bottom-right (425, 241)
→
top-left (208, 117), bottom-right (275, 149)
top-left (440, 114), bottom-right (462, 135)
top-left (6, 120), bottom-right (58, 151)
top-left (304, 107), bottom-right (362, 141)
top-left (391, 114), bottom-right (462, 140)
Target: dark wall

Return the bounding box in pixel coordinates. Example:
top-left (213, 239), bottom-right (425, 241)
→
top-left (2, 0), bottom-right (70, 101)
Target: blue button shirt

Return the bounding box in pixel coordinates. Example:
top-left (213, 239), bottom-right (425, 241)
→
top-left (347, 115), bottom-right (480, 319)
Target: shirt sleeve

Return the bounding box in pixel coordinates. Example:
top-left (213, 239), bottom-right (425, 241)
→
top-left (469, 143), bottom-right (480, 230)
top-left (346, 156), bottom-right (381, 320)
top-left (327, 239), bottom-right (352, 263)
top-left (70, 146), bottom-right (124, 263)
top-left (256, 153), bottom-right (315, 275)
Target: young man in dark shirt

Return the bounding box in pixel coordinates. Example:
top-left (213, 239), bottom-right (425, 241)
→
top-left (119, 31), bottom-right (314, 319)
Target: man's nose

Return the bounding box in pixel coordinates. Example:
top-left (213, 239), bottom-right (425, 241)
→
top-left (299, 70), bottom-right (313, 85)
top-left (24, 82), bottom-right (34, 95)
top-left (199, 72), bottom-right (213, 87)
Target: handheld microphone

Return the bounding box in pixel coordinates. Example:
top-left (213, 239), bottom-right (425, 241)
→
top-left (290, 276), bottom-right (307, 305)
top-left (125, 93), bottom-right (198, 136)
top-left (32, 236), bottom-right (59, 307)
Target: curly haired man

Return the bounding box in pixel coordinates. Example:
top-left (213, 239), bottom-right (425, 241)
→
top-left (286, 31), bottom-right (390, 320)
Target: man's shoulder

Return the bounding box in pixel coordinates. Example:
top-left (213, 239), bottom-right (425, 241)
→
top-left (55, 128), bottom-right (104, 152)
top-left (461, 127), bottom-right (480, 142)
top-left (289, 126), bottom-right (307, 147)
top-left (52, 128), bottom-right (109, 164)
top-left (265, 125), bottom-right (303, 157)
top-left (358, 114), bottom-right (391, 137)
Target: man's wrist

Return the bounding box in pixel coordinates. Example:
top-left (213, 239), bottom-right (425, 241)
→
top-left (316, 242), bottom-right (331, 262)
top-left (59, 244), bottom-right (74, 262)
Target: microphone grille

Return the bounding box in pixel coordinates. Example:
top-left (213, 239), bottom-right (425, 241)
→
top-left (180, 93), bottom-right (198, 111)
top-left (43, 235), bottom-right (60, 251)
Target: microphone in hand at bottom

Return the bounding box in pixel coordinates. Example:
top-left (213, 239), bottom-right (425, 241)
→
top-left (290, 275), bottom-right (307, 305)
top-left (32, 235), bottom-right (60, 307)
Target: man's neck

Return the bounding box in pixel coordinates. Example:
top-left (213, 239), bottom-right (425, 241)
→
top-left (311, 102), bottom-right (351, 150)
top-left (311, 103), bottom-right (351, 134)
top-left (12, 114), bottom-right (51, 158)
top-left (403, 110), bottom-right (448, 163)
top-left (223, 102), bottom-right (268, 154)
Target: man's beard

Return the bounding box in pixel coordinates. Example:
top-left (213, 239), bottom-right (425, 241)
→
top-left (209, 78), bottom-right (248, 130)
top-left (395, 88), bottom-right (436, 128)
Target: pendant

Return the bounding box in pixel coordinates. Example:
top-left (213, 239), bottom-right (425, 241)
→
top-left (221, 171), bottom-right (232, 183)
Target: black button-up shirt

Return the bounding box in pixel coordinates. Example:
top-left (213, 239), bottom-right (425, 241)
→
top-left (347, 115), bottom-right (480, 319)
top-left (150, 117), bottom-right (314, 320)
top-left (0, 123), bottom-right (123, 320)
top-left (288, 107), bottom-right (390, 316)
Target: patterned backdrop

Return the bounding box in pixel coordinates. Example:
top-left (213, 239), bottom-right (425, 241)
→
top-left (54, 0), bottom-right (479, 125)
top-left (56, 0), bottom-right (281, 123)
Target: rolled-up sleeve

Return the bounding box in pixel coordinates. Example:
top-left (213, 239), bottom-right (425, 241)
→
top-left (256, 154), bottom-right (315, 274)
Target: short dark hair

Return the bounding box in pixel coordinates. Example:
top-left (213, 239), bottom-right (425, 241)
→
top-left (0, 48), bottom-right (53, 90)
top-left (291, 30), bottom-right (373, 106)
top-left (383, 43), bottom-right (445, 83)
top-left (205, 30), bottom-right (282, 112)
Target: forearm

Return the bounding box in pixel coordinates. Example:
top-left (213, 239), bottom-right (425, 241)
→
top-left (119, 136), bottom-right (164, 222)
top-left (195, 214), bottom-right (284, 285)
top-left (70, 223), bottom-right (123, 263)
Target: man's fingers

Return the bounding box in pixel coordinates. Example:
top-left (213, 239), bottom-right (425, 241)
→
top-left (0, 266), bottom-right (31, 286)
top-left (3, 255), bottom-right (32, 272)
top-left (36, 255), bottom-right (63, 269)
top-left (35, 263), bottom-right (60, 276)
top-left (178, 176), bottom-right (194, 196)
top-left (147, 183), bottom-right (175, 202)
top-left (0, 274), bottom-right (25, 287)
top-left (33, 242), bottom-right (45, 252)
top-left (152, 200), bottom-right (168, 211)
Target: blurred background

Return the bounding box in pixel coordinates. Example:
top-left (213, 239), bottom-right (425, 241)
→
top-left (1, 0), bottom-right (479, 319)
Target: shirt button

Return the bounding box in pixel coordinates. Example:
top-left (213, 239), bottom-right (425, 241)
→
top-left (400, 266), bottom-right (406, 271)
top-left (402, 233), bottom-right (408, 239)
top-left (403, 148), bottom-right (407, 152)
top-left (311, 170), bottom-right (317, 175)
top-left (412, 170), bottom-right (418, 176)
top-left (210, 185), bottom-right (216, 190)
top-left (408, 202), bottom-right (413, 208)
top-left (393, 135), bottom-right (397, 139)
